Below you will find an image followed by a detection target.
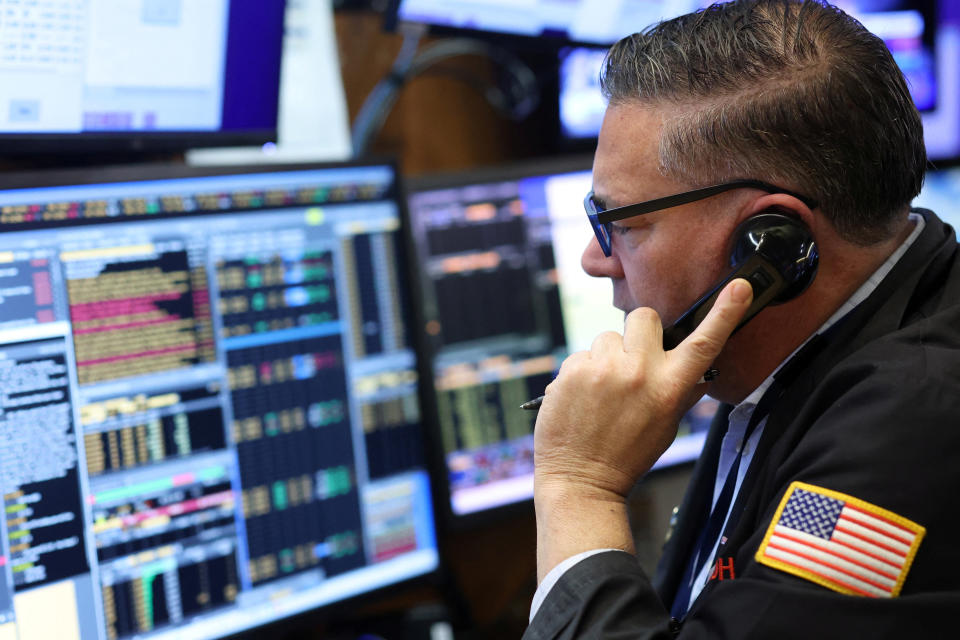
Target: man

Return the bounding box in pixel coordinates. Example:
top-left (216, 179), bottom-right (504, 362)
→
top-left (524, 0), bottom-right (960, 637)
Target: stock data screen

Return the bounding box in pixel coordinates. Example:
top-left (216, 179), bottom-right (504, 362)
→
top-left (0, 164), bottom-right (437, 640)
top-left (407, 164), bottom-right (716, 517)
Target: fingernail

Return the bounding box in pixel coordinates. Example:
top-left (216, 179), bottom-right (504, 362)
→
top-left (731, 280), bottom-right (752, 304)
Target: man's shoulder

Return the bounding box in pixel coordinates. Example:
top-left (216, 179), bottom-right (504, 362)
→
top-left (809, 214), bottom-right (960, 423)
top-left (765, 291), bottom-right (960, 486)
top-left (806, 321), bottom-right (960, 439)
top-left (833, 300), bottom-right (960, 402)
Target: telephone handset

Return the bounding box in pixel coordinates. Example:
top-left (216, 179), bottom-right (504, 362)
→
top-left (519, 213), bottom-right (818, 410)
top-left (661, 213), bottom-right (819, 350)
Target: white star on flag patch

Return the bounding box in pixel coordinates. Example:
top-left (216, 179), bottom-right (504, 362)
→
top-left (755, 481), bottom-right (925, 597)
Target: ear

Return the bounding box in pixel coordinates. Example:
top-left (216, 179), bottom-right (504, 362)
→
top-left (739, 192), bottom-right (818, 232)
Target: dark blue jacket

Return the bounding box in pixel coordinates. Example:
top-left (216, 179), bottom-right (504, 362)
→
top-left (525, 210), bottom-right (960, 639)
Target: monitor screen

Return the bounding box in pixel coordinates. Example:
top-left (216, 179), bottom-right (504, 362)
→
top-left (913, 165), bottom-right (960, 227)
top-left (394, 0), bottom-right (708, 44)
top-left (0, 0), bottom-right (286, 152)
top-left (406, 160), bottom-right (717, 518)
top-left (185, 0), bottom-right (353, 166)
top-left (558, 47), bottom-right (607, 140)
top-left (0, 162), bottom-right (438, 639)
top-left (557, 1), bottom-right (957, 159)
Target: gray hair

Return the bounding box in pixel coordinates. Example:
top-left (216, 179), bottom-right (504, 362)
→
top-left (601, 0), bottom-right (926, 245)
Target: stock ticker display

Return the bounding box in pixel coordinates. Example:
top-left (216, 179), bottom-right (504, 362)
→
top-left (407, 166), bottom-right (716, 517)
top-left (0, 165), bottom-right (437, 640)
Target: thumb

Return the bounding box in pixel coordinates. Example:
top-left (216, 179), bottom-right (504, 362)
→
top-left (670, 278), bottom-right (754, 383)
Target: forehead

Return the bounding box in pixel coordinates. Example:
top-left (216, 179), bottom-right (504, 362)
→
top-left (593, 103), bottom-right (686, 205)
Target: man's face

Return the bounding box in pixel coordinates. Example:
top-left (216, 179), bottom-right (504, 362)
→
top-left (581, 103), bottom-right (736, 325)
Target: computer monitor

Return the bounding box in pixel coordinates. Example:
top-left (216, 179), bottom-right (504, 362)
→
top-left (392, 0), bottom-right (708, 44)
top-left (406, 159), bottom-right (717, 519)
top-left (557, 46), bottom-right (607, 141)
top-left (0, 0), bottom-right (286, 153)
top-left (557, 1), bottom-right (958, 159)
top-left (186, 0), bottom-right (353, 166)
top-left (0, 162), bottom-right (439, 639)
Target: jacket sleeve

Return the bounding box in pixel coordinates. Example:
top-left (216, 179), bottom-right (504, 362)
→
top-left (523, 551), bottom-right (674, 640)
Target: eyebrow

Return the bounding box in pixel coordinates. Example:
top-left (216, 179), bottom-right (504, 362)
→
top-left (591, 192), bottom-right (608, 211)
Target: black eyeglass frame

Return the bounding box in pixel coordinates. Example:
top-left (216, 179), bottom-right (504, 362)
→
top-left (584, 179), bottom-right (819, 257)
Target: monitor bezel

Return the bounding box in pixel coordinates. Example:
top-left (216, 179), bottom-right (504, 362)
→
top-left (0, 130), bottom-right (279, 156)
top-left (0, 158), bottom-right (395, 191)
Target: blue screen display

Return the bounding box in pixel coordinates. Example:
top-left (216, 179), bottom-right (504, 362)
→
top-left (0, 0), bottom-right (284, 138)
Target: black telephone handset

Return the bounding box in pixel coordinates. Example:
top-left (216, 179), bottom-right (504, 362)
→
top-left (519, 213), bottom-right (818, 410)
top-left (661, 213), bottom-right (819, 350)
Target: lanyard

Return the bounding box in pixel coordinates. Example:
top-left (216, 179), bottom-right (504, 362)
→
top-left (668, 333), bottom-right (829, 621)
top-left (669, 390), bottom-right (773, 619)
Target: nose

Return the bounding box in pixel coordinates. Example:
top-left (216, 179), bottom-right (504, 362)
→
top-left (581, 235), bottom-right (625, 279)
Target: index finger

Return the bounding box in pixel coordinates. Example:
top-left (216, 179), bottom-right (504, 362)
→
top-left (622, 306), bottom-right (663, 353)
top-left (669, 278), bottom-right (754, 384)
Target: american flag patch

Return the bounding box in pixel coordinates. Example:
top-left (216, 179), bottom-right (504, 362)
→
top-left (755, 481), bottom-right (925, 598)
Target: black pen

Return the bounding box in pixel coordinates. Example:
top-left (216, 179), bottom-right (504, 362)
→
top-left (519, 368), bottom-right (719, 411)
top-left (520, 395), bottom-right (544, 411)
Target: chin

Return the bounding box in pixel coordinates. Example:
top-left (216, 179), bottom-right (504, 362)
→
top-left (701, 343), bottom-right (750, 405)
top-left (612, 300), bottom-right (632, 318)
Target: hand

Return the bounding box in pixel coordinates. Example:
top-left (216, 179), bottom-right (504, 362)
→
top-left (533, 278), bottom-right (754, 501)
top-left (532, 279), bottom-right (754, 581)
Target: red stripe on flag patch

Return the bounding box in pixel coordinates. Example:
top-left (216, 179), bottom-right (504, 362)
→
top-left (766, 541), bottom-right (894, 593)
top-left (843, 504), bottom-right (916, 542)
top-left (828, 536), bottom-right (903, 571)
top-left (833, 523), bottom-right (908, 557)
top-left (772, 529), bottom-right (900, 581)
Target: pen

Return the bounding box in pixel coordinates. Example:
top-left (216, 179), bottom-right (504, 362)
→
top-left (519, 369), bottom-right (719, 410)
top-left (520, 395), bottom-right (544, 411)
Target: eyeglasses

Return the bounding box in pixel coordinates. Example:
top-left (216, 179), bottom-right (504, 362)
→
top-left (584, 179), bottom-right (819, 257)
